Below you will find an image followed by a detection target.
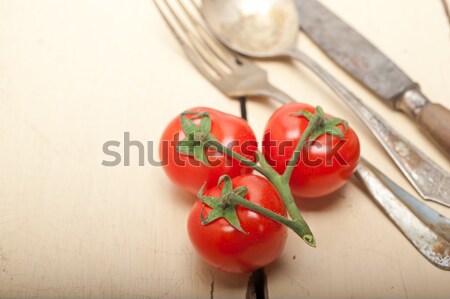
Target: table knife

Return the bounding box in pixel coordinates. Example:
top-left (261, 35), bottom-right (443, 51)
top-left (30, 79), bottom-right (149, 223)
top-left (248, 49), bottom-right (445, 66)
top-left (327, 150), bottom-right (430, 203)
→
top-left (296, 0), bottom-right (450, 158)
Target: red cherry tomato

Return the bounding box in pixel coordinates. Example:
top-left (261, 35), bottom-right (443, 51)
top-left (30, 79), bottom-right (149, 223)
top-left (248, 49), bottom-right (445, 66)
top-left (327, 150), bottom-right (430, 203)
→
top-left (262, 103), bottom-right (360, 198)
top-left (187, 175), bottom-right (288, 274)
top-left (159, 107), bottom-right (257, 195)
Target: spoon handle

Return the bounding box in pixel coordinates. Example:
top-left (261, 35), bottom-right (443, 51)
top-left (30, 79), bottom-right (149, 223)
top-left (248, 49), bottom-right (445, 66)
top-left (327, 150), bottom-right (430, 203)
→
top-left (287, 48), bottom-right (450, 207)
top-left (355, 158), bottom-right (450, 270)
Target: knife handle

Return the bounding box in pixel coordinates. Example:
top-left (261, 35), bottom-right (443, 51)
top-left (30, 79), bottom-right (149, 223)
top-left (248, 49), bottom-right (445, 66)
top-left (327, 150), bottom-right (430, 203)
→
top-left (417, 104), bottom-right (450, 158)
top-left (397, 89), bottom-right (450, 159)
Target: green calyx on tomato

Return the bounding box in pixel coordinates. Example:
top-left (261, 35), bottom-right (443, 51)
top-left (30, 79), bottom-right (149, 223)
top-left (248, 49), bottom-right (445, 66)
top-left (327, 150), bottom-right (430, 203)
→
top-left (160, 107), bottom-right (257, 195)
top-left (291, 106), bottom-right (348, 144)
top-left (176, 111), bottom-right (215, 166)
top-left (282, 106), bottom-right (351, 181)
top-left (188, 174), bottom-right (288, 274)
top-left (198, 174), bottom-right (249, 234)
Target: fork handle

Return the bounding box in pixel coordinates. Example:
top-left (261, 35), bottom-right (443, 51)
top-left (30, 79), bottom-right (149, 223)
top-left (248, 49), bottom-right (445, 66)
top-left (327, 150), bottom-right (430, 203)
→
top-left (257, 84), bottom-right (296, 105)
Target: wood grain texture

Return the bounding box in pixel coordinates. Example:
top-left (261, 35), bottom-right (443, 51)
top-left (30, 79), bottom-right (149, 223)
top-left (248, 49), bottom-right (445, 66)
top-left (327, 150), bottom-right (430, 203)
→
top-left (0, 0), bottom-right (449, 298)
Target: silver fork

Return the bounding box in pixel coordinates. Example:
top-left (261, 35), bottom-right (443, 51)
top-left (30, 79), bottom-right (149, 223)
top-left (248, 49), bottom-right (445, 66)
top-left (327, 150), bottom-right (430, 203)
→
top-left (153, 0), bottom-right (450, 269)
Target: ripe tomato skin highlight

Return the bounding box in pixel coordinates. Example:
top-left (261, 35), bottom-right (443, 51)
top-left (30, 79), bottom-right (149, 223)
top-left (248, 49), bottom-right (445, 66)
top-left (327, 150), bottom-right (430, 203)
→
top-left (187, 175), bottom-right (288, 274)
top-left (263, 103), bottom-right (360, 198)
top-left (159, 107), bottom-right (257, 195)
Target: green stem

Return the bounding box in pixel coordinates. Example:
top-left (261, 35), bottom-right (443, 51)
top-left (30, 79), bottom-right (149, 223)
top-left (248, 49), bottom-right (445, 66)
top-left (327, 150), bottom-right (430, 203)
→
top-left (206, 137), bottom-right (316, 247)
top-left (255, 150), bottom-right (276, 174)
top-left (256, 150), bottom-right (315, 246)
top-left (206, 139), bottom-right (268, 176)
top-left (204, 134), bottom-right (317, 247)
top-left (270, 176), bottom-right (315, 247)
top-left (228, 193), bottom-right (314, 246)
top-left (282, 115), bottom-right (321, 181)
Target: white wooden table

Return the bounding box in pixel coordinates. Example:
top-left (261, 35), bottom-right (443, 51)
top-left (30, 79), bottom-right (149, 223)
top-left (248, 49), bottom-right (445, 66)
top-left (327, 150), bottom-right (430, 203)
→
top-left (1, 0), bottom-right (449, 297)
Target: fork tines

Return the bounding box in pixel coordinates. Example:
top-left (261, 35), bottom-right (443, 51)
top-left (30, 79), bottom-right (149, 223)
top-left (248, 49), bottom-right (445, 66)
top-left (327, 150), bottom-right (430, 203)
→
top-left (153, 0), bottom-right (239, 81)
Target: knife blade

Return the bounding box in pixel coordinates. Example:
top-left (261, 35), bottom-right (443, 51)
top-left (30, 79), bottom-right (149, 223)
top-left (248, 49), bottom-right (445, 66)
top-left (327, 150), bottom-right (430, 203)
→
top-left (296, 0), bottom-right (450, 158)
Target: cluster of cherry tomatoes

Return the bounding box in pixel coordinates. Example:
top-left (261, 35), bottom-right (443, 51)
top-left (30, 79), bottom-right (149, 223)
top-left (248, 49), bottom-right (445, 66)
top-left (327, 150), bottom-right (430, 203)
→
top-left (159, 103), bottom-right (360, 273)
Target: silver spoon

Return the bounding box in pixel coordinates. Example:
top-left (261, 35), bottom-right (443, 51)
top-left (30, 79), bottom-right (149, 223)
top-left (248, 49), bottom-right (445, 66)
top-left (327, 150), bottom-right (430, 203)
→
top-left (201, 0), bottom-right (450, 207)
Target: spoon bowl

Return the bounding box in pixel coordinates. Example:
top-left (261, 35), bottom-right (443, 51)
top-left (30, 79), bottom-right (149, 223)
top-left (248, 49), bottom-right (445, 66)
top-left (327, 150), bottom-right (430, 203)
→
top-left (202, 0), bottom-right (299, 57)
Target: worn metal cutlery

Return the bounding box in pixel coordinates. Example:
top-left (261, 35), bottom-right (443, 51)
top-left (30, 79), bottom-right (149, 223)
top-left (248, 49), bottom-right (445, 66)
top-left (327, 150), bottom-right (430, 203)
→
top-left (153, 0), bottom-right (450, 269)
top-left (200, 0), bottom-right (450, 207)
